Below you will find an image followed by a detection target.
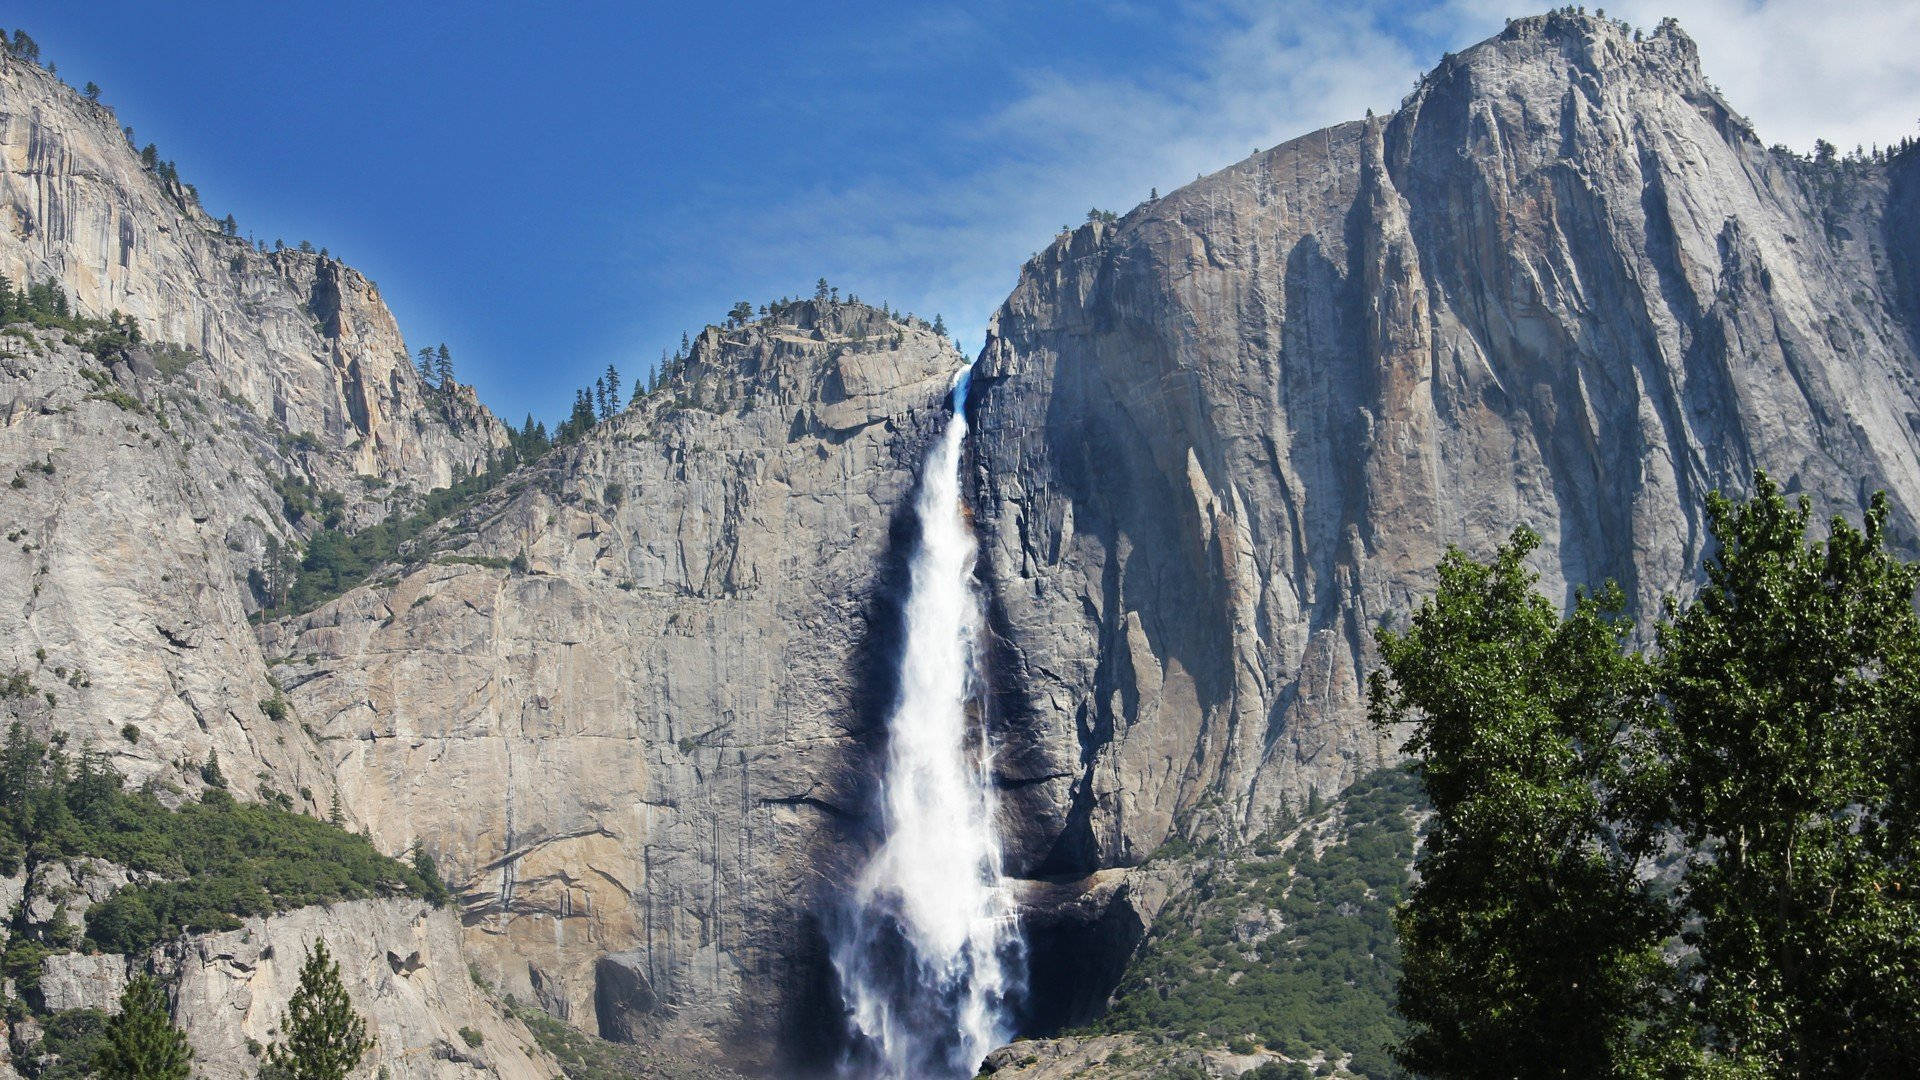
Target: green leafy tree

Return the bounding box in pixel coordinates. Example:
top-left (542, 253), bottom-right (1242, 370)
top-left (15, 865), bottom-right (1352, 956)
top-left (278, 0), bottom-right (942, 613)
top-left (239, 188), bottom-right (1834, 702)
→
top-left (94, 975), bottom-right (192, 1080)
top-left (1654, 477), bottom-right (1920, 1075)
top-left (1369, 528), bottom-right (1672, 1079)
top-left (1379, 473), bottom-right (1920, 1077)
top-left (264, 939), bottom-right (374, 1080)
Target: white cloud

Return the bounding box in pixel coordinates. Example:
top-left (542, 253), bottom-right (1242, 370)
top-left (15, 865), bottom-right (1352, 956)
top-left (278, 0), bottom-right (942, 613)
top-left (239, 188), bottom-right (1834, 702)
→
top-left (705, 0), bottom-right (1919, 349)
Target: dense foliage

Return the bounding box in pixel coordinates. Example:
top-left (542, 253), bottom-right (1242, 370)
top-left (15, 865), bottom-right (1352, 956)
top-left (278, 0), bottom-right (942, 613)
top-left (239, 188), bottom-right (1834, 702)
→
top-left (1369, 531), bottom-right (1671, 1078)
top-left (0, 723), bottom-right (441, 956)
top-left (1371, 473), bottom-right (1920, 1078)
top-left (1098, 768), bottom-right (1425, 1077)
top-left (23, 1008), bottom-right (110, 1080)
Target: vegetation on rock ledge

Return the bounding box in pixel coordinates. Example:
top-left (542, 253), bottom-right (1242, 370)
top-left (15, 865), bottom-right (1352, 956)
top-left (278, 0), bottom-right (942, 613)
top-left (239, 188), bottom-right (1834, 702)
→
top-left (0, 722), bottom-right (443, 963)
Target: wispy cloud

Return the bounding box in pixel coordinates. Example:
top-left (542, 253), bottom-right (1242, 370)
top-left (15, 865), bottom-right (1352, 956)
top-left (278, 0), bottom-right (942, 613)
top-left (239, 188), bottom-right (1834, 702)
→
top-left (690, 0), bottom-right (1918, 349)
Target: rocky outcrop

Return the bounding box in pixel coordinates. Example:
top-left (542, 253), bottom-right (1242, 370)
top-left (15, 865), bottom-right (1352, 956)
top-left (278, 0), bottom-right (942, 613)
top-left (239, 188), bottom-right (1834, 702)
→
top-left (970, 11), bottom-right (1920, 901)
top-left (23, 899), bottom-right (555, 1079)
top-left (170, 899), bottom-right (553, 1080)
top-left (0, 50), bottom-right (505, 489)
top-left (0, 328), bottom-right (343, 801)
top-left (0, 48), bottom-right (506, 803)
top-left (268, 303), bottom-right (966, 1069)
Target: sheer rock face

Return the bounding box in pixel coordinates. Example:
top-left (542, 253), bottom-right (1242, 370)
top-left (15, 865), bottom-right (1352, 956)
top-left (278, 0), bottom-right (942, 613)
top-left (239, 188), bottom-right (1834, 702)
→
top-left (165, 899), bottom-right (555, 1080)
top-left (970, 12), bottom-right (1920, 880)
top-left (0, 52), bottom-right (504, 803)
top-left (268, 305), bottom-right (964, 1069)
top-left (0, 51), bottom-right (504, 489)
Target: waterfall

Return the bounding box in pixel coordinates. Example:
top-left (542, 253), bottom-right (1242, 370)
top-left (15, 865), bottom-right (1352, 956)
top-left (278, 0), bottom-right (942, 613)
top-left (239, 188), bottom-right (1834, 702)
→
top-left (830, 365), bottom-right (1022, 1079)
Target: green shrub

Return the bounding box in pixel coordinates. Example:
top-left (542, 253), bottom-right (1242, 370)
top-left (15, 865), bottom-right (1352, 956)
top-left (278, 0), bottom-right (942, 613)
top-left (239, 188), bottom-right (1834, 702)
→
top-left (0, 723), bottom-right (439, 955)
top-left (1097, 767), bottom-right (1424, 1079)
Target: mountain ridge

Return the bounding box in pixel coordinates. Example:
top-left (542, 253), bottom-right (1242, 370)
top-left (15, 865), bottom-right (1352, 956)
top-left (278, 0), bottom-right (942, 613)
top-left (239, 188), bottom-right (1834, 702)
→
top-left (3, 9), bottom-right (1919, 1079)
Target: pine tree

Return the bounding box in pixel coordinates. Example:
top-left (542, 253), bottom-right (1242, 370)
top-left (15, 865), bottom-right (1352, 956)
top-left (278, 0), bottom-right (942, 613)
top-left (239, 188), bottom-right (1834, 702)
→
top-left (434, 344), bottom-right (453, 390)
top-left (95, 975), bottom-right (192, 1080)
top-left (84, 81), bottom-right (100, 102)
top-left (263, 940), bottom-right (373, 1080)
top-left (931, 313), bottom-right (947, 338)
top-left (815, 278), bottom-right (830, 302)
top-left (415, 347), bottom-right (436, 387)
top-left (8, 30), bottom-right (40, 64)
top-left (603, 364), bottom-right (621, 418)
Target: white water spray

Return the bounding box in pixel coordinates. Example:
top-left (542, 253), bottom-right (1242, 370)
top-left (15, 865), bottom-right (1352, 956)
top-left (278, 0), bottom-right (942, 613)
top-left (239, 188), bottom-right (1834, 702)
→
top-left (831, 366), bottom-right (1021, 1079)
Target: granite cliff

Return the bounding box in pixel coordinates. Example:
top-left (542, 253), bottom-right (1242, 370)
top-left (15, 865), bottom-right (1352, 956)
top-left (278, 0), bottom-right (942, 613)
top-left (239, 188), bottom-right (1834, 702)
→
top-left (970, 16), bottom-right (1920, 1018)
top-left (3, 9), bottom-right (1920, 1079)
top-left (266, 302), bottom-right (965, 1070)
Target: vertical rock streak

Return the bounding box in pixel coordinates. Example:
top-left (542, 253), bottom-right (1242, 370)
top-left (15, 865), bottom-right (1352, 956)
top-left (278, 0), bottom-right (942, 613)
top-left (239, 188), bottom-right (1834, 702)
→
top-left (832, 367), bottom-right (1021, 1078)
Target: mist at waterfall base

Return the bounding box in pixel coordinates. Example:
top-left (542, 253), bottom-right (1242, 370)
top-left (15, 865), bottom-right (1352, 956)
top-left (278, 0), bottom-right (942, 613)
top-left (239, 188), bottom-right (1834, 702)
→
top-left (827, 366), bottom-right (1025, 1079)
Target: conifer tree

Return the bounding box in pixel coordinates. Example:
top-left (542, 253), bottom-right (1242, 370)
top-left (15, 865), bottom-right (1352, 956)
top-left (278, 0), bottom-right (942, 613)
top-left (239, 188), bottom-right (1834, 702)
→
top-left (415, 347), bottom-right (435, 387)
top-left (8, 30), bottom-right (40, 64)
top-left (434, 344), bottom-right (453, 390)
top-left (263, 940), bottom-right (373, 1080)
top-left (84, 81), bottom-right (100, 102)
top-left (603, 364), bottom-right (621, 418)
top-left (95, 975), bottom-right (192, 1080)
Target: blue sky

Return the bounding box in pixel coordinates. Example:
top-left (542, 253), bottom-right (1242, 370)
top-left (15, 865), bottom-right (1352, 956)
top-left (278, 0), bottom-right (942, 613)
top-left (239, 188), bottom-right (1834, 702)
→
top-left (15, 1), bottom-right (1919, 426)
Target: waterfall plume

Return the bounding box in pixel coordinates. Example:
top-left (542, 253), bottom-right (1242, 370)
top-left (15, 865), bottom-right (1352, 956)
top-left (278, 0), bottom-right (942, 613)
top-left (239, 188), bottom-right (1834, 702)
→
top-left (830, 366), bottom-right (1022, 1079)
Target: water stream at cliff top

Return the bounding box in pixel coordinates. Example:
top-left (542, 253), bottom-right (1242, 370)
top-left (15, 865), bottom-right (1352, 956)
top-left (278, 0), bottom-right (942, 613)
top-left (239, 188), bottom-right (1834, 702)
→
top-left (829, 365), bottom-right (1022, 1078)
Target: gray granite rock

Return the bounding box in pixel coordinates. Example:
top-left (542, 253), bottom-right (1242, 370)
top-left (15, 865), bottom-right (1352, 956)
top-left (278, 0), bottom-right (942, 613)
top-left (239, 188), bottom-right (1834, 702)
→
top-left (268, 302), bottom-right (966, 1069)
top-left (970, 12), bottom-right (1920, 892)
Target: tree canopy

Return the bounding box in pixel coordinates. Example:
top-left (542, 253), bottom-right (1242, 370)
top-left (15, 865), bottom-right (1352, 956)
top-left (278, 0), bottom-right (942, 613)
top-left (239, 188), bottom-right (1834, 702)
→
top-left (1372, 473), bottom-right (1920, 1078)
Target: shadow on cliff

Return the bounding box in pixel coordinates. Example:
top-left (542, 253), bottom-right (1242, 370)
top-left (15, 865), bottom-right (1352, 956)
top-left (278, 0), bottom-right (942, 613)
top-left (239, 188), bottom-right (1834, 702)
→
top-left (771, 418), bottom-right (930, 1076)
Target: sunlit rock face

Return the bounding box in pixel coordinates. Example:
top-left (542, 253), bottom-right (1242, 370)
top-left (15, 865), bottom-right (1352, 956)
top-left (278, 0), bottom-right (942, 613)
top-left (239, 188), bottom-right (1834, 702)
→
top-left (0, 51), bottom-right (503, 809)
top-left (269, 304), bottom-right (967, 1071)
top-left (0, 51), bottom-right (505, 489)
top-left (10, 11), bottom-right (1920, 1078)
top-left (969, 10), bottom-right (1920, 891)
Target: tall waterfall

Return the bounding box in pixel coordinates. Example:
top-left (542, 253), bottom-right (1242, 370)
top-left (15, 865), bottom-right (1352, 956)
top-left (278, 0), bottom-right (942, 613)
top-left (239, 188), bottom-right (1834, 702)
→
top-left (830, 366), bottom-right (1022, 1079)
